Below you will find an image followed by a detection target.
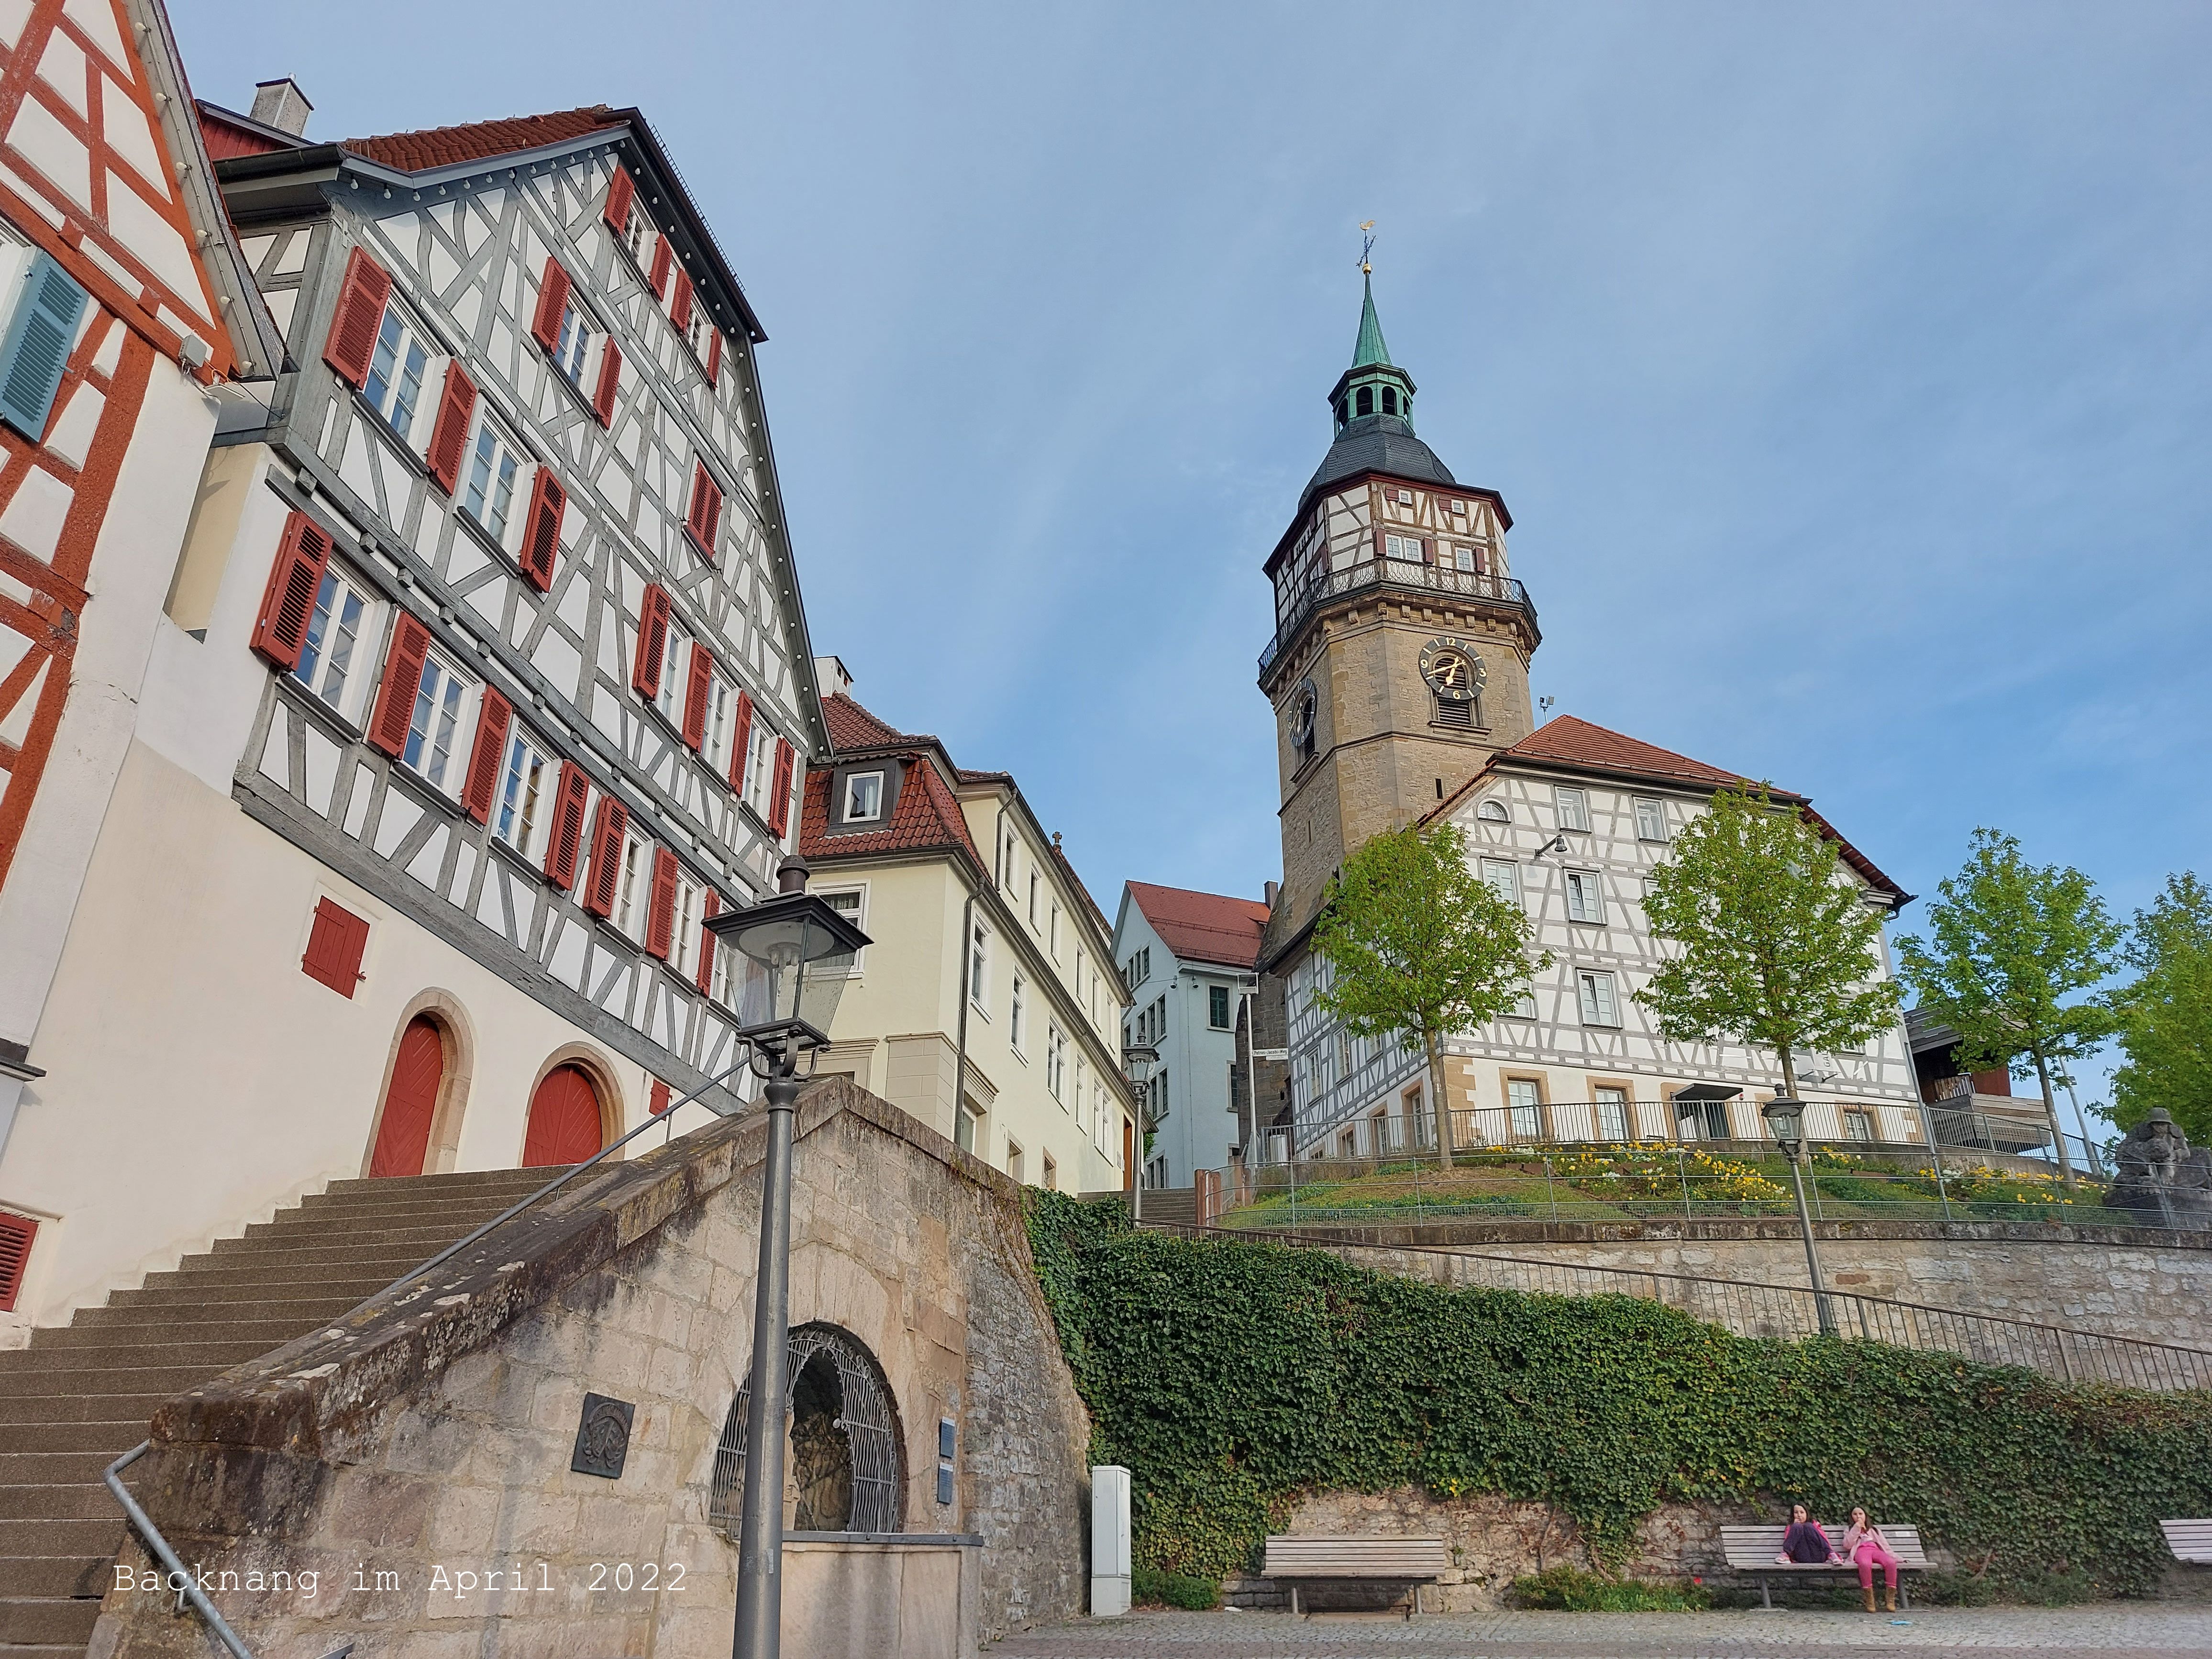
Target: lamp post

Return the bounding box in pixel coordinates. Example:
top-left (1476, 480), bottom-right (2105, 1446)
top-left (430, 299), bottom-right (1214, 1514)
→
top-left (706, 855), bottom-right (871, 1659)
top-left (1123, 1043), bottom-right (1158, 1221)
top-left (1761, 1094), bottom-right (1838, 1338)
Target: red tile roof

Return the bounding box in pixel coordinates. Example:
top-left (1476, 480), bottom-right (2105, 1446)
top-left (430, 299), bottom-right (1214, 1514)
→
top-left (822, 693), bottom-right (919, 752)
top-left (797, 755), bottom-right (984, 878)
top-left (1126, 882), bottom-right (1272, 970)
top-left (341, 106), bottom-right (627, 173)
top-left (1420, 716), bottom-right (1908, 903)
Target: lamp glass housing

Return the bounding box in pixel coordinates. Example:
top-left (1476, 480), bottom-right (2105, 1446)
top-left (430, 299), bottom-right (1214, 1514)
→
top-left (1761, 1095), bottom-right (1806, 1153)
top-left (707, 892), bottom-right (871, 1048)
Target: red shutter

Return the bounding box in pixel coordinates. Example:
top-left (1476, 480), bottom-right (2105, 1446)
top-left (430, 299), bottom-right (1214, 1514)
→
top-left (592, 339), bottom-right (622, 426)
top-left (671, 270), bottom-right (695, 331)
top-left (462, 686), bottom-right (513, 824)
top-left (686, 463), bottom-right (723, 555)
top-left (367, 613), bottom-right (432, 757)
top-left (1472, 544), bottom-right (1487, 575)
top-left (705, 328), bottom-right (722, 384)
top-left (322, 247), bottom-right (392, 388)
top-left (424, 361), bottom-right (478, 495)
top-left (519, 468), bottom-right (565, 591)
top-left (0, 1211), bottom-right (36, 1312)
top-left (648, 237), bottom-right (672, 299)
top-left (545, 763), bottom-right (590, 889)
top-left (250, 510), bottom-right (334, 670)
top-left (696, 890), bottom-right (720, 994)
top-left (633, 584), bottom-right (672, 695)
top-left (769, 740), bottom-right (796, 838)
top-left (681, 643), bottom-right (713, 749)
top-left (530, 257), bottom-right (572, 355)
top-left (300, 896), bottom-right (370, 998)
top-left (728, 691), bottom-right (754, 794)
top-left (649, 1078), bottom-right (671, 1116)
top-left (583, 795), bottom-right (630, 918)
top-left (1421, 536), bottom-right (1435, 564)
top-left (603, 167), bottom-right (635, 232)
top-left (1371, 525), bottom-right (1385, 559)
top-left (645, 845), bottom-right (679, 959)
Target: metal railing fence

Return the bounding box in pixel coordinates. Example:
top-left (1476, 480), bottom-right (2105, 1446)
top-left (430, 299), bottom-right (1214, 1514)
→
top-left (1137, 1218), bottom-right (2212, 1394)
top-left (1260, 562), bottom-right (1536, 676)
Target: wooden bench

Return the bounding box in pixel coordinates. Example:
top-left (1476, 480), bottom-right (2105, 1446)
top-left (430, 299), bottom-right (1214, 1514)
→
top-left (1262, 1535), bottom-right (1450, 1616)
top-left (2162, 1519), bottom-right (2212, 1565)
top-left (1720, 1524), bottom-right (1930, 1609)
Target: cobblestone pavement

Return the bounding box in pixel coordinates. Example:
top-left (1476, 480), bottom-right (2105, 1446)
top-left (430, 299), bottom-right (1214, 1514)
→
top-left (983, 1606), bottom-right (2212, 1658)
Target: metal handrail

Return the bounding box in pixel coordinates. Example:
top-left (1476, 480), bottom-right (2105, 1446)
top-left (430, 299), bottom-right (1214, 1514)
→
top-left (1142, 1218), bottom-right (2212, 1393)
top-left (101, 1056), bottom-right (760, 1658)
top-left (1259, 561), bottom-right (1535, 677)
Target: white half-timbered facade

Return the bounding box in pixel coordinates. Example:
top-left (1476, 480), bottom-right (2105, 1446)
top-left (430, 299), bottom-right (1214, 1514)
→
top-left (0, 96), bottom-right (834, 1329)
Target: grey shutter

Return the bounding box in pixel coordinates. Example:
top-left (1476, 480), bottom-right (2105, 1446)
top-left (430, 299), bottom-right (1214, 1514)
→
top-left (0, 254), bottom-right (88, 440)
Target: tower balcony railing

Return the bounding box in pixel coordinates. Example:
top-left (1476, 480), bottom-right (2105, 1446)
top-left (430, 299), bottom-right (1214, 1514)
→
top-left (1259, 560), bottom-right (1537, 678)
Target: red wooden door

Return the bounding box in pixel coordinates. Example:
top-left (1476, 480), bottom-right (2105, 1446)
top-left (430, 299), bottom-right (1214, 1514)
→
top-left (369, 1017), bottom-right (444, 1177)
top-left (523, 1064), bottom-right (604, 1167)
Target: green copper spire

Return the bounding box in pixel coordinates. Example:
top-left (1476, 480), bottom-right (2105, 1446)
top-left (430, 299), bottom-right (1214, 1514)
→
top-left (1350, 272), bottom-right (1391, 369)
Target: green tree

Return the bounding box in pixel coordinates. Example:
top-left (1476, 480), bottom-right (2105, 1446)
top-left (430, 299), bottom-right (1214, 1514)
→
top-left (1636, 781), bottom-right (1903, 1104)
top-left (1893, 829), bottom-right (2121, 1182)
top-left (1313, 823), bottom-right (1550, 1167)
top-left (2110, 872), bottom-right (2212, 1142)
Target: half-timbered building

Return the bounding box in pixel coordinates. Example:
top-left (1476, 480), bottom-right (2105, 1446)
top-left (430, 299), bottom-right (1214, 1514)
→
top-left (0, 90), bottom-right (832, 1331)
top-left (0, 3), bottom-right (283, 1330)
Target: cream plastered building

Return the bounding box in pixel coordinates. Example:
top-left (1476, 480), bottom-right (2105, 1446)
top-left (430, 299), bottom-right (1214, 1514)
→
top-left (0, 92), bottom-right (836, 1337)
top-left (799, 666), bottom-right (1138, 1196)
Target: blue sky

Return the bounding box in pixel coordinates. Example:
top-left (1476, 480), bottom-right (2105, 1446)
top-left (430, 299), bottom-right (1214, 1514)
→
top-left (174, 3), bottom-right (2211, 1117)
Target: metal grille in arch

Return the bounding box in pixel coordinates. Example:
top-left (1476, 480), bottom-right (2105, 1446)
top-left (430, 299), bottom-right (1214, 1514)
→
top-left (708, 1323), bottom-right (903, 1536)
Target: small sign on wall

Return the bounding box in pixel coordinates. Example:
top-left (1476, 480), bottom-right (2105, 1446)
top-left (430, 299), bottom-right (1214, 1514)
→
top-left (571, 1393), bottom-right (635, 1479)
top-left (937, 1417), bottom-right (956, 1505)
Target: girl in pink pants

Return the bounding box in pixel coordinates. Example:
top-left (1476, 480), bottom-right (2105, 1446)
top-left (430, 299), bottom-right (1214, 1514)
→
top-left (1840, 1507), bottom-right (1901, 1612)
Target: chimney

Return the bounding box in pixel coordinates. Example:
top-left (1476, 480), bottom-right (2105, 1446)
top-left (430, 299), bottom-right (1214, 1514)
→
top-left (1263, 880), bottom-right (1280, 909)
top-left (812, 655), bottom-right (852, 698)
top-left (250, 78), bottom-right (313, 138)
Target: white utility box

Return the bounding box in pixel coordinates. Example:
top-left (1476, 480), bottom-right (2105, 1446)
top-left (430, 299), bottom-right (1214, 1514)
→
top-left (1090, 1465), bottom-right (1131, 1616)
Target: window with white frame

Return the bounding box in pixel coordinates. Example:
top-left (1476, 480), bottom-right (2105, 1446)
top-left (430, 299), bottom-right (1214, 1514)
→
top-left (1843, 1108), bottom-right (1875, 1142)
top-left (291, 564), bottom-right (376, 719)
top-left (401, 646), bottom-right (472, 793)
top-left (1480, 859), bottom-right (1521, 907)
top-left (1555, 786), bottom-right (1590, 832)
top-left (1507, 1078), bottom-right (1543, 1138)
top-left (1576, 969), bottom-right (1621, 1027)
top-left (1633, 797), bottom-right (1669, 842)
top-left (702, 674), bottom-right (735, 771)
top-left (709, 923), bottom-right (738, 1005)
top-left (1594, 1085), bottom-right (1631, 1141)
top-left (998, 822), bottom-right (1018, 889)
top-left (462, 417), bottom-right (523, 546)
top-left (1010, 973), bottom-right (1027, 1055)
top-left (1565, 869), bottom-right (1605, 924)
top-left (612, 830), bottom-right (650, 940)
top-left (1028, 869), bottom-right (1040, 927)
top-left (743, 725), bottom-right (776, 815)
top-left (552, 288), bottom-right (593, 387)
top-left (363, 302), bottom-right (432, 444)
top-left (1383, 531), bottom-right (1422, 561)
top-left (1049, 902), bottom-right (1062, 960)
top-left (843, 770), bottom-right (884, 823)
top-left (1505, 989), bottom-right (1538, 1020)
top-left (1452, 543), bottom-right (1482, 573)
top-left (1047, 1024), bottom-right (1066, 1100)
top-left (654, 618), bottom-right (693, 727)
top-left (493, 724), bottom-right (556, 859)
top-left (1073, 1052), bottom-right (1086, 1117)
top-left (621, 210), bottom-right (655, 271)
top-left (668, 869), bottom-right (704, 980)
top-left (1478, 796), bottom-right (1510, 822)
top-left (820, 886), bottom-right (865, 973)
top-left (684, 306), bottom-right (713, 364)
top-left (968, 921), bottom-right (989, 1012)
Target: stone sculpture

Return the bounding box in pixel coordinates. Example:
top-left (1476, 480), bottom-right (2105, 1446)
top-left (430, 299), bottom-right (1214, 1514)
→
top-left (2103, 1109), bottom-right (2212, 1229)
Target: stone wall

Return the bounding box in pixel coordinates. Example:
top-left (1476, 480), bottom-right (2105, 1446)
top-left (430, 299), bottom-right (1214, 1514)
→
top-left (1256, 1217), bottom-right (2212, 1350)
top-left (89, 1079), bottom-right (1093, 1659)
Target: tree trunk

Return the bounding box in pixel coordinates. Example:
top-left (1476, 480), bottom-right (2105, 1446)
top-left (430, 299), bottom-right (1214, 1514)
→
top-left (2031, 1047), bottom-right (2075, 1185)
top-left (1777, 1045), bottom-right (1800, 1101)
top-left (1424, 1030), bottom-right (1454, 1171)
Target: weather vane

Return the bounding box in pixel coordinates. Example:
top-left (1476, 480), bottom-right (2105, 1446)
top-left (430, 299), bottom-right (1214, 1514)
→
top-left (1359, 221), bottom-right (1376, 275)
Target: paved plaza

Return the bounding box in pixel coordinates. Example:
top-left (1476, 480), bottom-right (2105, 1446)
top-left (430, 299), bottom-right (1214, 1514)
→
top-left (984, 1606), bottom-right (2212, 1659)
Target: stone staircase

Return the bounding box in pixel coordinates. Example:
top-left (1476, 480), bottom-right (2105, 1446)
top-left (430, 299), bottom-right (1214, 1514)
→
top-left (0, 1166), bottom-right (561, 1656)
top-left (1138, 1185), bottom-right (1197, 1228)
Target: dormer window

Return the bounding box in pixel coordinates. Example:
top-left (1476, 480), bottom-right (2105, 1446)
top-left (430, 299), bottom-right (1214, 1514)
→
top-left (844, 770), bottom-right (884, 824)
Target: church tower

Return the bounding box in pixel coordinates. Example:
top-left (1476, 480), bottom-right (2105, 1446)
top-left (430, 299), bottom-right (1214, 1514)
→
top-left (1259, 274), bottom-right (1541, 949)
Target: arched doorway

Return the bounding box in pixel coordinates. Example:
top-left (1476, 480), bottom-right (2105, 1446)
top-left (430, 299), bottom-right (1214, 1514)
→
top-left (708, 1324), bottom-right (904, 1535)
top-left (522, 1063), bottom-right (605, 1167)
top-left (369, 1016), bottom-right (444, 1177)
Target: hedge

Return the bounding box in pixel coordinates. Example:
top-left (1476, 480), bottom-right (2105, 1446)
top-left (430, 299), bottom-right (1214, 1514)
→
top-left (1027, 1191), bottom-right (2212, 1595)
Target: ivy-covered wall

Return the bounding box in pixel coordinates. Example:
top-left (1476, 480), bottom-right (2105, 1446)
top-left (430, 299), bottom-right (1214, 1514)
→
top-left (1028, 1193), bottom-right (2212, 1594)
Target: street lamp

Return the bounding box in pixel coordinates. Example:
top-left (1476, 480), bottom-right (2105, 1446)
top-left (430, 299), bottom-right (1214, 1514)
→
top-left (1123, 1044), bottom-right (1158, 1220)
top-left (707, 855), bottom-right (871, 1659)
top-left (1761, 1094), bottom-right (1838, 1338)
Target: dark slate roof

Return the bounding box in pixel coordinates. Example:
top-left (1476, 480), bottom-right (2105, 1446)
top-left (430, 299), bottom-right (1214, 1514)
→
top-left (1302, 414), bottom-right (1456, 510)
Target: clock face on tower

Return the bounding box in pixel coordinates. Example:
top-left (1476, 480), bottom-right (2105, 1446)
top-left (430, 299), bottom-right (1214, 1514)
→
top-left (1419, 636), bottom-right (1487, 702)
top-left (1289, 676), bottom-right (1318, 752)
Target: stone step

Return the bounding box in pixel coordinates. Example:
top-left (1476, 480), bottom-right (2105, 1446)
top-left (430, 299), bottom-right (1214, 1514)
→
top-left (323, 1168), bottom-right (573, 1198)
top-left (205, 1221), bottom-right (488, 1256)
top-left (29, 1318), bottom-right (333, 1354)
top-left (70, 1295), bottom-right (361, 1330)
top-left (0, 1484), bottom-right (135, 1521)
top-left (296, 1183), bottom-right (556, 1215)
top-left (0, 1555), bottom-right (110, 1600)
top-left (0, 1423), bottom-right (145, 1458)
top-left (0, 1519), bottom-right (120, 1559)
top-left (170, 1242), bottom-right (459, 1277)
top-left (0, 1394), bottom-right (166, 1427)
top-left (0, 1455), bottom-right (126, 1490)
top-left (0, 1360), bottom-right (258, 1395)
top-left (0, 1593), bottom-right (102, 1645)
top-left (126, 1264), bottom-right (401, 1298)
